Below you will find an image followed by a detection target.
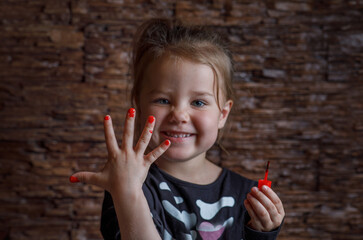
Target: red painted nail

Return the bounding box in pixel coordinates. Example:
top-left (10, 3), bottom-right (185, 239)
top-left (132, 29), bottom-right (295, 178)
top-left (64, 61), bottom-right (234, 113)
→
top-left (164, 140), bottom-right (170, 146)
top-left (104, 115), bottom-right (110, 121)
top-left (128, 108), bottom-right (135, 118)
top-left (149, 130), bottom-right (153, 134)
top-left (69, 176), bottom-right (80, 183)
top-left (148, 116), bottom-right (155, 123)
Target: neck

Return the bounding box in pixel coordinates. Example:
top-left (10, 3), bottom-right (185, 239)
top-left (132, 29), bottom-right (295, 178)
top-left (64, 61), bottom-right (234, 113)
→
top-left (155, 153), bottom-right (222, 185)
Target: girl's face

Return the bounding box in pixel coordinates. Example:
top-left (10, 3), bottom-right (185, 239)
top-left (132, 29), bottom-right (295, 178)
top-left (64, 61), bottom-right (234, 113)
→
top-left (138, 55), bottom-right (232, 163)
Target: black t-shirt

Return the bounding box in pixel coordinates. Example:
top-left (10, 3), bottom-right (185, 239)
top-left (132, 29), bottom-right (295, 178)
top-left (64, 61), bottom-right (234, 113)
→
top-left (101, 164), bottom-right (282, 240)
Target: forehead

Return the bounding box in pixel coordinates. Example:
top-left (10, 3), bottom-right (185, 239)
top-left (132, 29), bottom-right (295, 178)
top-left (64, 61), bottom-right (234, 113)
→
top-left (141, 55), bottom-right (216, 94)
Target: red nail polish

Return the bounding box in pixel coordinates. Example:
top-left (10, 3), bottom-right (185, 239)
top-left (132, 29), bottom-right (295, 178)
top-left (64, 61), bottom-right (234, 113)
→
top-left (258, 161), bottom-right (271, 190)
top-left (164, 140), bottom-right (170, 146)
top-left (149, 130), bottom-right (153, 134)
top-left (69, 176), bottom-right (80, 183)
top-left (128, 108), bottom-right (135, 118)
top-left (104, 115), bottom-right (110, 121)
top-left (148, 116), bottom-right (155, 123)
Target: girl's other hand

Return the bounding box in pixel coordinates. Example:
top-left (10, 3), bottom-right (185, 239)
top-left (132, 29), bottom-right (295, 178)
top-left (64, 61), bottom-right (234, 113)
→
top-left (69, 108), bottom-right (171, 196)
top-left (244, 186), bottom-right (285, 232)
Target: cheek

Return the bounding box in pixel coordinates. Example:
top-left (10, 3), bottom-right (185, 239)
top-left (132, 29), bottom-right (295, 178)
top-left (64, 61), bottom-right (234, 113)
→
top-left (194, 112), bottom-right (220, 136)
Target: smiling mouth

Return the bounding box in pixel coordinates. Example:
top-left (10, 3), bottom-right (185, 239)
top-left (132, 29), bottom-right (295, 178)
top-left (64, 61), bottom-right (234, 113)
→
top-left (163, 132), bottom-right (193, 138)
top-left (161, 131), bottom-right (195, 142)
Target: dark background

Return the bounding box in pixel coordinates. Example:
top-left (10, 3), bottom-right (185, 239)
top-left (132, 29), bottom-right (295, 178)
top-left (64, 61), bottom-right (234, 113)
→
top-left (0, 0), bottom-right (362, 239)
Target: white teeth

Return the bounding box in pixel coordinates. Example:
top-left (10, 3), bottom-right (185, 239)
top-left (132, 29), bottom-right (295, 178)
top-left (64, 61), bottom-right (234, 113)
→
top-left (165, 132), bottom-right (192, 138)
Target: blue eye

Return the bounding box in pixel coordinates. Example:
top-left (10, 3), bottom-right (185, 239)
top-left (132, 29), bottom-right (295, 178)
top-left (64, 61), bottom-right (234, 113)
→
top-left (154, 98), bottom-right (170, 104)
top-left (192, 100), bottom-right (206, 107)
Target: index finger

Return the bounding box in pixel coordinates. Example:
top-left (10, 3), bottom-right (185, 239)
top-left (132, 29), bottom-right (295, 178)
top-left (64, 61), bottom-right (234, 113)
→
top-left (134, 115), bottom-right (155, 154)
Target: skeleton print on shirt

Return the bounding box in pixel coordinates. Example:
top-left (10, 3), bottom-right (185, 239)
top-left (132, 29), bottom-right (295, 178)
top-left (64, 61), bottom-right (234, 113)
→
top-left (158, 182), bottom-right (235, 240)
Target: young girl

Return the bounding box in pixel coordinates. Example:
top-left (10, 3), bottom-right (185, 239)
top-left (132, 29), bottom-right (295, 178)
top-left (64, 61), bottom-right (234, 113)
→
top-left (70, 19), bottom-right (284, 240)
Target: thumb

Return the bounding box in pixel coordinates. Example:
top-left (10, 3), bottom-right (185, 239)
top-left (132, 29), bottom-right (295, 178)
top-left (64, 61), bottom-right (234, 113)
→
top-left (69, 171), bottom-right (102, 187)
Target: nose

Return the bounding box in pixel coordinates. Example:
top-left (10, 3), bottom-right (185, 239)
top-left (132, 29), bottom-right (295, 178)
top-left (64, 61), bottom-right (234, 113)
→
top-left (168, 106), bottom-right (190, 124)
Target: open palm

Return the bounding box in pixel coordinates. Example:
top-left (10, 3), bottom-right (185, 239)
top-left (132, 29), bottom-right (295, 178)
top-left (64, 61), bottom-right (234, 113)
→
top-left (70, 108), bottom-right (170, 196)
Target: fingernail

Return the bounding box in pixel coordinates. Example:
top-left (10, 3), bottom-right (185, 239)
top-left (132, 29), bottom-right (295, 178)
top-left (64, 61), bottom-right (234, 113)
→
top-left (164, 139), bottom-right (170, 146)
top-left (148, 116), bottom-right (155, 123)
top-left (104, 115), bottom-right (110, 121)
top-left (252, 187), bottom-right (258, 192)
top-left (69, 176), bottom-right (80, 183)
top-left (262, 185), bottom-right (269, 191)
top-left (128, 108), bottom-right (135, 118)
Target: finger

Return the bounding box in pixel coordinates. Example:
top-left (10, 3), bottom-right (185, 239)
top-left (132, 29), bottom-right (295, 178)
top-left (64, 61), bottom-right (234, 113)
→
top-left (251, 186), bottom-right (279, 223)
top-left (122, 108), bottom-right (136, 150)
top-left (261, 185), bottom-right (285, 216)
top-left (244, 199), bottom-right (262, 230)
top-left (247, 191), bottom-right (272, 229)
top-left (134, 116), bottom-right (155, 154)
top-left (70, 171), bottom-right (103, 188)
top-left (104, 115), bottom-right (120, 156)
top-left (144, 140), bottom-right (171, 164)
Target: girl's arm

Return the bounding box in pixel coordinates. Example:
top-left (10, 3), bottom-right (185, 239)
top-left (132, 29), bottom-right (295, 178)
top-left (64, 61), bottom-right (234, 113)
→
top-left (71, 109), bottom-right (169, 240)
top-left (111, 187), bottom-right (160, 239)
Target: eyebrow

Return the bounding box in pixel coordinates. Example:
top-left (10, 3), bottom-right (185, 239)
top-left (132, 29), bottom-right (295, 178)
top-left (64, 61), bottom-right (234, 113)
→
top-left (147, 89), bottom-right (169, 94)
top-left (191, 91), bottom-right (215, 97)
top-left (147, 90), bottom-right (215, 97)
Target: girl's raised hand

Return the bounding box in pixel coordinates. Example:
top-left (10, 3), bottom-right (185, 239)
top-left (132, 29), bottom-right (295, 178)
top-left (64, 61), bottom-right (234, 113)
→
top-left (70, 108), bottom-right (171, 196)
top-left (244, 186), bottom-right (285, 232)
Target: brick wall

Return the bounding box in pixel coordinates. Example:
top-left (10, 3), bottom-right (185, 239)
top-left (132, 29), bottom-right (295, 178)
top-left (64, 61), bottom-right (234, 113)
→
top-left (0, 1), bottom-right (362, 239)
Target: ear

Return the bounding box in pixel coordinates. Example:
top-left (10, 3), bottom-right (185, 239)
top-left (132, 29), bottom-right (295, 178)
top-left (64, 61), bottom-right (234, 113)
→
top-left (218, 100), bottom-right (233, 129)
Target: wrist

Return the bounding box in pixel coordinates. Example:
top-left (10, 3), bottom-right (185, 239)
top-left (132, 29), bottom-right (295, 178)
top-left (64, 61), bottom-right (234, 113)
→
top-left (111, 184), bottom-right (144, 203)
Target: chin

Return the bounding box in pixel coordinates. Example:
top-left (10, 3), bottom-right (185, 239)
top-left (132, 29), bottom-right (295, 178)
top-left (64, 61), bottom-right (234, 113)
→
top-left (161, 148), bottom-right (205, 163)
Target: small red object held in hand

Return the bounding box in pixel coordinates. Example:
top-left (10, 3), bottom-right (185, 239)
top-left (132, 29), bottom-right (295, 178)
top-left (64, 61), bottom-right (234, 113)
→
top-left (258, 161), bottom-right (271, 190)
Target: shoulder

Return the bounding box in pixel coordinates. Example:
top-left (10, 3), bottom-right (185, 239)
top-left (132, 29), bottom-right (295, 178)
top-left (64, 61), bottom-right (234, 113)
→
top-left (224, 168), bottom-right (255, 183)
top-left (222, 168), bottom-right (257, 193)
